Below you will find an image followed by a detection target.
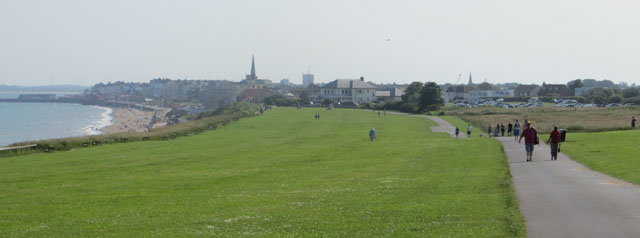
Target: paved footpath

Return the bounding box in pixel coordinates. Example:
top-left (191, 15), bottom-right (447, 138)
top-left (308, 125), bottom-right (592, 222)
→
top-left (499, 136), bottom-right (640, 238)
top-left (422, 115), bottom-right (640, 237)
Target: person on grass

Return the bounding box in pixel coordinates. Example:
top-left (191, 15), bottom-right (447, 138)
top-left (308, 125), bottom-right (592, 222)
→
top-left (547, 126), bottom-right (561, 161)
top-left (519, 122), bottom-right (538, 162)
top-left (633, 116), bottom-right (636, 129)
top-left (487, 124), bottom-right (492, 138)
top-left (467, 124), bottom-right (472, 137)
top-left (455, 126), bottom-right (460, 138)
top-left (369, 128), bottom-right (376, 141)
top-left (513, 120), bottom-right (521, 141)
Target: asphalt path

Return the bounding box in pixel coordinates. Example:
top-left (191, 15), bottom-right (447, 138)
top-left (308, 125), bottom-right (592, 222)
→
top-left (499, 136), bottom-right (640, 238)
top-left (421, 115), bottom-right (640, 237)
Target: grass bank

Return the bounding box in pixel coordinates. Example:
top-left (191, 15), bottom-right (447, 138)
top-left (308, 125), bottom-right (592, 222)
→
top-left (561, 129), bottom-right (640, 185)
top-left (0, 108), bottom-right (524, 237)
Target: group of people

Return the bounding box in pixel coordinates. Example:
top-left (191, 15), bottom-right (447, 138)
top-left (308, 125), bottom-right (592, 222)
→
top-left (487, 121), bottom-right (522, 138)
top-left (314, 113), bottom-right (321, 120)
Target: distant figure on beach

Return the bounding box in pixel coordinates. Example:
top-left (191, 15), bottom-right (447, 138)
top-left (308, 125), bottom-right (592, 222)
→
top-left (467, 124), bottom-right (472, 137)
top-left (455, 126), bottom-right (460, 138)
top-left (519, 122), bottom-right (538, 162)
top-left (513, 120), bottom-right (521, 141)
top-left (500, 123), bottom-right (506, 137)
top-left (487, 124), bottom-right (492, 137)
top-left (507, 122), bottom-right (513, 136)
top-left (369, 128), bottom-right (376, 141)
top-left (632, 116), bottom-right (636, 129)
top-left (547, 126), bottom-right (561, 161)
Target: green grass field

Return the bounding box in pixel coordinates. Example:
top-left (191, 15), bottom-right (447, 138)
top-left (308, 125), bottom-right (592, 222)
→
top-left (0, 108), bottom-right (524, 237)
top-left (562, 130), bottom-right (640, 185)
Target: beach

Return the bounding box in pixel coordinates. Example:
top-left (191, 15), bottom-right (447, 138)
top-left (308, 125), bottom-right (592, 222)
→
top-left (100, 107), bottom-right (169, 134)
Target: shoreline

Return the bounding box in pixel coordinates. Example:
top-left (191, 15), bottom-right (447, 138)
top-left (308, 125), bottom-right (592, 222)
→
top-left (99, 107), bottom-right (169, 134)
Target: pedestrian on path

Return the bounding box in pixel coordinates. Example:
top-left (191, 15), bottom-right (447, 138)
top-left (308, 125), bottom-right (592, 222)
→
top-left (487, 124), bottom-right (492, 137)
top-left (633, 116), bottom-right (636, 129)
top-left (369, 128), bottom-right (376, 141)
top-left (547, 126), bottom-right (561, 160)
top-left (467, 124), bottom-right (472, 137)
top-left (455, 126), bottom-right (460, 138)
top-left (494, 123), bottom-right (500, 137)
top-left (513, 120), bottom-right (521, 141)
top-left (501, 123), bottom-right (506, 137)
top-left (507, 122), bottom-right (513, 136)
top-left (519, 122), bottom-right (538, 162)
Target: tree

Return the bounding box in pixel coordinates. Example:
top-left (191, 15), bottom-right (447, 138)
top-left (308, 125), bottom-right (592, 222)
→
top-left (418, 82), bottom-right (444, 111)
top-left (477, 82), bottom-right (493, 90)
top-left (567, 79), bottom-right (584, 95)
top-left (401, 82), bottom-right (424, 103)
top-left (299, 91), bottom-right (310, 104)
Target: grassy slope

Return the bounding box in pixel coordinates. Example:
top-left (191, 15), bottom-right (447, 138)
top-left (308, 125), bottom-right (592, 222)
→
top-left (561, 130), bottom-right (640, 185)
top-left (0, 108), bottom-right (524, 237)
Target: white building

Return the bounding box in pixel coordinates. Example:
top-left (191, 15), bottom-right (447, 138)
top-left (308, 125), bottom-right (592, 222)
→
top-left (302, 74), bottom-right (314, 87)
top-left (467, 89), bottom-right (514, 99)
top-left (319, 77), bottom-right (376, 104)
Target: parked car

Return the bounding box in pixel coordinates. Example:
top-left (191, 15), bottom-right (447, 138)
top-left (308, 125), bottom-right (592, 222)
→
top-left (605, 103), bottom-right (621, 108)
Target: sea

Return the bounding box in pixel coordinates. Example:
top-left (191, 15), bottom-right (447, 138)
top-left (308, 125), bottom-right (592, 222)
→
top-left (0, 92), bottom-right (112, 146)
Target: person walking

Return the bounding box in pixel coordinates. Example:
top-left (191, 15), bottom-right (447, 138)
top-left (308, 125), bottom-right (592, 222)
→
top-left (507, 122), bottom-right (513, 136)
top-left (467, 124), bottom-right (472, 137)
top-left (513, 120), bottom-right (521, 141)
top-left (378, 111), bottom-right (381, 118)
top-left (455, 126), bottom-right (460, 138)
top-left (369, 128), bottom-right (376, 141)
top-left (547, 126), bottom-right (562, 161)
top-left (501, 123), bottom-right (506, 137)
top-left (519, 122), bottom-right (538, 162)
top-left (487, 124), bottom-right (492, 138)
top-left (632, 116), bottom-right (636, 129)
top-left (494, 123), bottom-right (500, 137)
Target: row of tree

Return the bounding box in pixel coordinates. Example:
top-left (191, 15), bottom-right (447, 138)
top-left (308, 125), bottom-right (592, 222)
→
top-left (579, 87), bottom-right (640, 105)
top-left (380, 82), bottom-right (444, 113)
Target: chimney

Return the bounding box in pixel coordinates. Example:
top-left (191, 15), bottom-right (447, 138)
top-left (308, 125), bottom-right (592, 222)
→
top-left (360, 76), bottom-right (364, 81)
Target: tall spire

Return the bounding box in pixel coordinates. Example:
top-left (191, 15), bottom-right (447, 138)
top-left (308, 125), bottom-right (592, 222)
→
top-left (250, 55), bottom-right (256, 80)
top-left (467, 72), bottom-right (473, 85)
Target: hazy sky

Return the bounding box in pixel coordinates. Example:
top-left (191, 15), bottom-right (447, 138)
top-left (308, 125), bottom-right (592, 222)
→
top-left (2, 0), bottom-right (640, 86)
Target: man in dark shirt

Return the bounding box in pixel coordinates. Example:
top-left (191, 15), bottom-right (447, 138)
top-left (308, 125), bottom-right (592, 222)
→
top-left (507, 122), bottom-right (513, 136)
top-left (547, 126), bottom-right (561, 161)
top-left (519, 122), bottom-right (538, 162)
top-left (633, 116), bottom-right (636, 129)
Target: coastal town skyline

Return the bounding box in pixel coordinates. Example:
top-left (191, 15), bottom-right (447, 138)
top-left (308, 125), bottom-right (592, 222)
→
top-left (3, 1), bottom-right (640, 86)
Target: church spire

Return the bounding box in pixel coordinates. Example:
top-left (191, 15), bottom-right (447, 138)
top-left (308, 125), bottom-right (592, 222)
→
top-left (467, 72), bottom-right (473, 85)
top-left (250, 55), bottom-right (256, 80)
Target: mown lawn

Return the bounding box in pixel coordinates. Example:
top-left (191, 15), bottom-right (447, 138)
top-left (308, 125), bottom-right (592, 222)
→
top-left (562, 130), bottom-right (640, 185)
top-left (0, 108), bottom-right (524, 237)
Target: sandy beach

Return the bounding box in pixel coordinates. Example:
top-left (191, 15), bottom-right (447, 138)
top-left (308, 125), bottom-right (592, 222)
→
top-left (100, 107), bottom-right (169, 134)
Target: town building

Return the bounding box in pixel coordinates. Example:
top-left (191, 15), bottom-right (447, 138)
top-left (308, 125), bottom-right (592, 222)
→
top-left (467, 89), bottom-right (514, 99)
top-left (318, 77), bottom-right (377, 104)
top-left (514, 84), bottom-right (541, 97)
top-left (375, 85), bottom-right (405, 101)
top-left (443, 85), bottom-right (476, 103)
top-left (302, 74), bottom-right (314, 87)
top-left (538, 83), bottom-right (571, 97)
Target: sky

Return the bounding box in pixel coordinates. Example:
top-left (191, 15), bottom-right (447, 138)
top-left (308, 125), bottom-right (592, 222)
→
top-left (1, 0), bottom-right (640, 86)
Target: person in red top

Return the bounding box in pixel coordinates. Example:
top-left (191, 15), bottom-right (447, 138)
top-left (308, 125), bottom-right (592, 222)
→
top-left (547, 126), bottom-right (561, 161)
top-left (518, 122), bottom-right (538, 162)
